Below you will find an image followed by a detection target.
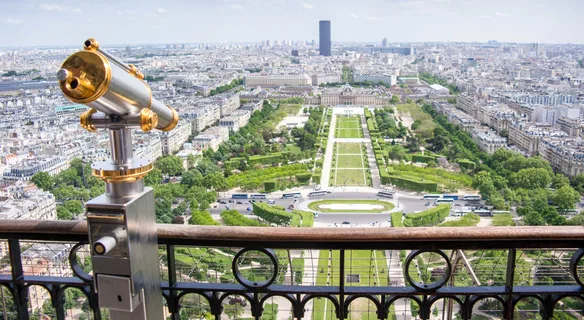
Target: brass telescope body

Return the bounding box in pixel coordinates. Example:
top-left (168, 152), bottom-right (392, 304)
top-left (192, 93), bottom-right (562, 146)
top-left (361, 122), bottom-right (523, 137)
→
top-left (58, 38), bottom-right (178, 132)
top-left (57, 38), bottom-right (179, 186)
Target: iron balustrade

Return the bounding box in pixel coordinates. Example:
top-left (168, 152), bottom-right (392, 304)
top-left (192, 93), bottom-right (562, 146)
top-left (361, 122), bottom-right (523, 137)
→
top-left (0, 220), bottom-right (583, 319)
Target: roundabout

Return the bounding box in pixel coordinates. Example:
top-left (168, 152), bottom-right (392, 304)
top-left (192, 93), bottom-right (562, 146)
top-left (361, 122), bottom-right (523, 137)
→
top-left (307, 199), bottom-right (394, 213)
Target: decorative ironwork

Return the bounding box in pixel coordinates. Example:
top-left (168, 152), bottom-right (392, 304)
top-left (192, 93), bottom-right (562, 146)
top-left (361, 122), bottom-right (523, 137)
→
top-left (0, 221), bottom-right (583, 319)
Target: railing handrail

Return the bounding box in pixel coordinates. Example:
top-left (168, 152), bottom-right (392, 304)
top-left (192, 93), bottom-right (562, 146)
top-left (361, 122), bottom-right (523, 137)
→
top-left (0, 220), bottom-right (583, 249)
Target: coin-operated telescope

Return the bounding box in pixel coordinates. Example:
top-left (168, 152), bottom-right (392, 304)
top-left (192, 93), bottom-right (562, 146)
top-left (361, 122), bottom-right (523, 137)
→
top-left (58, 38), bottom-right (178, 319)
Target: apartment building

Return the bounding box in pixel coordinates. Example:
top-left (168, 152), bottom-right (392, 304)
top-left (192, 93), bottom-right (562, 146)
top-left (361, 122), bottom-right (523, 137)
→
top-left (3, 156), bottom-right (68, 181)
top-left (192, 126), bottom-right (229, 152)
top-left (160, 120), bottom-right (192, 155)
top-left (508, 121), bottom-right (567, 156)
top-left (212, 93), bottom-right (241, 117)
top-left (471, 128), bottom-right (508, 154)
top-left (244, 73), bottom-right (312, 88)
top-left (219, 109), bottom-right (251, 132)
top-left (539, 138), bottom-right (584, 177)
top-left (556, 117), bottom-right (582, 138)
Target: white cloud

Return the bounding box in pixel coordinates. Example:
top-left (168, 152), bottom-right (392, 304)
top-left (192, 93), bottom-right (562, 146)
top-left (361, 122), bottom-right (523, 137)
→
top-left (39, 4), bottom-right (82, 13)
top-left (302, 3), bottom-right (314, 9)
top-left (227, 3), bottom-right (245, 11)
top-left (156, 8), bottom-right (168, 13)
top-left (364, 16), bottom-right (381, 21)
top-left (480, 14), bottom-right (491, 19)
top-left (348, 13), bottom-right (359, 18)
top-left (0, 18), bottom-right (22, 24)
top-left (496, 11), bottom-right (510, 17)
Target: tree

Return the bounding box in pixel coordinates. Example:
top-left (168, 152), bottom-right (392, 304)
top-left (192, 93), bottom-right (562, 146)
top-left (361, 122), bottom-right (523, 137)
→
top-left (187, 154), bottom-right (197, 169)
top-left (155, 155), bottom-right (184, 176)
top-left (203, 172), bottom-right (227, 190)
top-left (144, 168), bottom-right (163, 186)
top-left (571, 173), bottom-right (584, 194)
top-left (63, 200), bottom-right (84, 215)
top-left (31, 171), bottom-right (54, 191)
top-left (238, 159), bottom-right (248, 172)
top-left (181, 169), bottom-right (204, 187)
top-left (172, 201), bottom-right (187, 217)
top-left (520, 207), bottom-right (545, 226)
top-left (472, 171), bottom-right (496, 199)
top-left (224, 300), bottom-right (245, 320)
top-left (56, 206), bottom-right (73, 220)
top-left (512, 168), bottom-right (551, 190)
top-left (390, 95), bottom-right (400, 104)
top-left (553, 185), bottom-right (580, 211)
top-left (261, 303), bottom-right (279, 320)
top-left (552, 173), bottom-right (571, 189)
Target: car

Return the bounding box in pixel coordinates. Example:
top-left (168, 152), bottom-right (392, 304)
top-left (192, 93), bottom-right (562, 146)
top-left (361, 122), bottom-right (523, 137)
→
top-left (247, 207), bottom-right (252, 211)
top-left (314, 184), bottom-right (321, 190)
top-left (342, 221), bottom-right (350, 225)
top-left (267, 200), bottom-right (276, 205)
top-left (455, 203), bottom-right (461, 206)
top-left (250, 200), bottom-right (256, 203)
top-left (219, 200), bottom-right (227, 204)
top-left (236, 201), bottom-right (243, 204)
top-left (228, 199), bottom-right (235, 203)
top-left (425, 202), bottom-right (430, 206)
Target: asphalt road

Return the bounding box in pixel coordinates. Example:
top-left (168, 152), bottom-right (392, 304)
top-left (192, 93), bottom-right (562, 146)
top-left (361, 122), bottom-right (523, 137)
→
top-left (212, 192), bottom-right (482, 225)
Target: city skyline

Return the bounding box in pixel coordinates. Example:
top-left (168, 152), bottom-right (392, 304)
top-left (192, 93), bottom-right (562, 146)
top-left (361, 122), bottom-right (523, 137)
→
top-left (1, 0), bottom-right (584, 47)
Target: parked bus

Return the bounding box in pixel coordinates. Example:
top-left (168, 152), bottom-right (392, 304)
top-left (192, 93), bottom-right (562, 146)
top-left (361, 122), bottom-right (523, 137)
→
top-left (436, 198), bottom-right (455, 204)
top-left (250, 194), bottom-right (267, 199)
top-left (462, 195), bottom-right (481, 201)
top-left (308, 190), bottom-right (330, 197)
top-left (377, 190), bottom-right (394, 198)
top-left (442, 194), bottom-right (459, 200)
top-left (288, 199), bottom-right (299, 210)
top-left (282, 192), bottom-right (302, 199)
top-left (423, 194), bottom-right (441, 200)
top-left (231, 194), bottom-right (248, 199)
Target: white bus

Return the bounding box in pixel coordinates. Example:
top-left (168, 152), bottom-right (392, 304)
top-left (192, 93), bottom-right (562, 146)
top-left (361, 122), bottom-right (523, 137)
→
top-left (377, 190), bottom-right (394, 198)
top-left (462, 195), bottom-right (481, 201)
top-left (436, 198), bottom-right (455, 204)
top-left (308, 190), bottom-right (330, 197)
top-left (423, 194), bottom-right (442, 200)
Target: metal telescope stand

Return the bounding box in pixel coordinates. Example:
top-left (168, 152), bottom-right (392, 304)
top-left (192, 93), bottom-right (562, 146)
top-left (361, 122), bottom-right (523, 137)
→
top-left (85, 125), bottom-right (164, 319)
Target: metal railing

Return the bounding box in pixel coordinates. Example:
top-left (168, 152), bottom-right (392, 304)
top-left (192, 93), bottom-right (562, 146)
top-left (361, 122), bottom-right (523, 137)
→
top-left (0, 220), bottom-right (583, 319)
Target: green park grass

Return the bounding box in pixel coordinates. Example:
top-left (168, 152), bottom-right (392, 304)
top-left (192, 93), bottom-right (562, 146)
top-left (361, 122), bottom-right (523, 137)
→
top-left (308, 199), bottom-right (394, 213)
top-left (337, 143), bottom-right (362, 154)
top-left (335, 116), bottom-right (363, 138)
top-left (395, 103), bottom-right (435, 137)
top-left (337, 154), bottom-right (365, 168)
top-left (333, 169), bottom-right (367, 186)
top-left (336, 128), bottom-right (363, 138)
top-left (388, 164), bottom-right (472, 192)
top-left (492, 214), bottom-right (515, 226)
top-left (313, 250), bottom-right (388, 320)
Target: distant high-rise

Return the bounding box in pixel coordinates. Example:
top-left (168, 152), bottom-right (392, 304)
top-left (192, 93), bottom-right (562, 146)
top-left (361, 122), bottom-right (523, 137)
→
top-left (382, 37), bottom-right (388, 47)
top-left (319, 20), bottom-right (331, 56)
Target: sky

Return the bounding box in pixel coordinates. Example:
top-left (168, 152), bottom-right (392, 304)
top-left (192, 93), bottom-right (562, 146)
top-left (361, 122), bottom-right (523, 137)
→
top-left (0, 0), bottom-right (583, 47)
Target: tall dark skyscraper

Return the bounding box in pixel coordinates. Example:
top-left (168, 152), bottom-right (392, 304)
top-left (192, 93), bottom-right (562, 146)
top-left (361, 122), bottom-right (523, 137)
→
top-left (319, 20), bottom-right (331, 56)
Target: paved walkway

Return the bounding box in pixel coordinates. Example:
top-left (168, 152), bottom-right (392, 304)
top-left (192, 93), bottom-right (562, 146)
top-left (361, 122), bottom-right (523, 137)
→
top-left (385, 250), bottom-right (412, 320)
top-left (360, 114), bottom-right (381, 189)
top-left (320, 113), bottom-right (337, 188)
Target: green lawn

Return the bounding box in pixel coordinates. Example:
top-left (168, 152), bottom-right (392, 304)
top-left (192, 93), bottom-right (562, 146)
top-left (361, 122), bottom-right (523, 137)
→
top-left (337, 143), bottom-right (362, 154)
top-left (308, 200), bottom-right (394, 213)
top-left (313, 250), bottom-right (388, 320)
top-left (395, 103), bottom-right (435, 138)
top-left (336, 128), bottom-right (363, 138)
top-left (335, 116), bottom-right (363, 138)
top-left (333, 169), bottom-right (367, 186)
top-left (337, 154), bottom-right (365, 168)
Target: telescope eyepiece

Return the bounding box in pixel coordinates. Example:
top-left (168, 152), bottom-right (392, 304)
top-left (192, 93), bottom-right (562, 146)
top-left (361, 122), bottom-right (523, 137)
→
top-left (84, 38), bottom-right (99, 51)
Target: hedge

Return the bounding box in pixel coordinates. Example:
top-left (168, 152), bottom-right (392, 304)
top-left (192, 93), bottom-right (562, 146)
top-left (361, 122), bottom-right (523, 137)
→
top-left (388, 175), bottom-right (438, 192)
top-left (412, 154), bottom-right (437, 164)
top-left (221, 209), bottom-right (266, 226)
top-left (456, 158), bottom-right (476, 171)
top-left (189, 210), bottom-right (220, 226)
top-left (391, 212), bottom-right (404, 227)
top-left (295, 173), bottom-right (312, 183)
top-left (248, 153), bottom-right (284, 166)
top-left (403, 204), bottom-right (450, 227)
top-left (312, 173), bottom-right (321, 183)
top-left (264, 180), bottom-right (277, 192)
top-left (253, 202), bottom-right (293, 225)
top-left (379, 167), bottom-right (391, 185)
